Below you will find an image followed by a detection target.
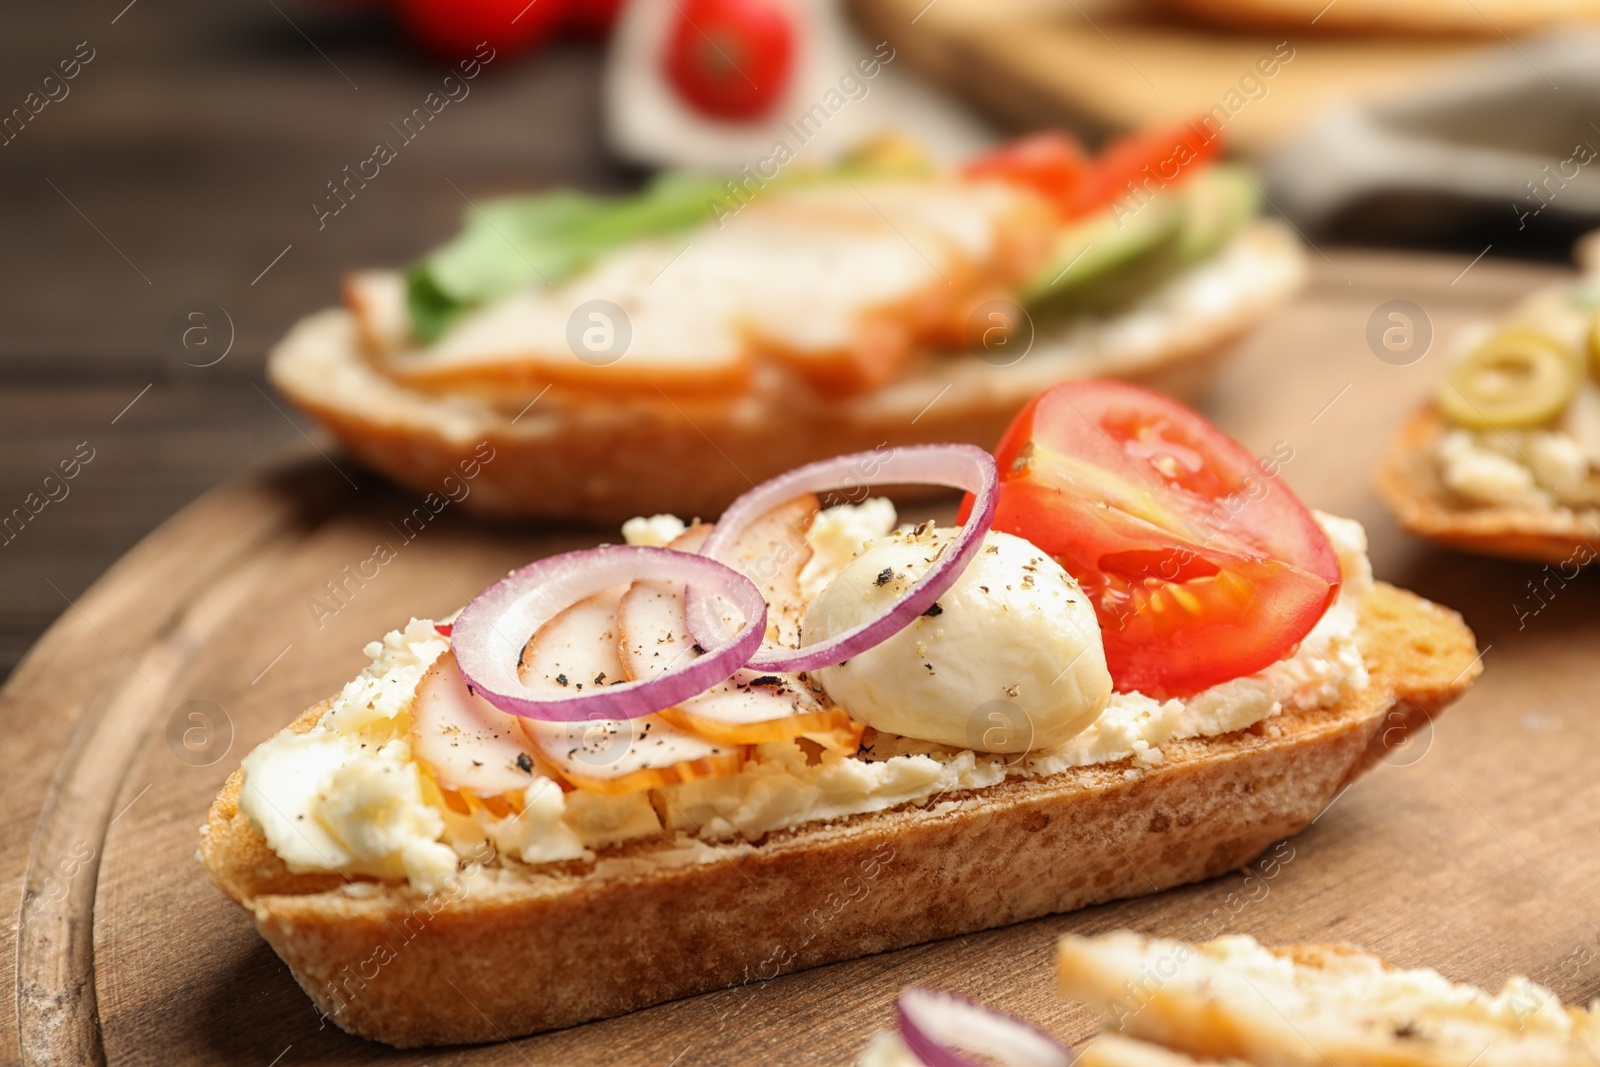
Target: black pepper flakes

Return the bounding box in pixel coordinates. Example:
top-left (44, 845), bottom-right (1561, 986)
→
top-left (555, 673), bottom-right (569, 687)
top-left (516, 753), bottom-right (534, 773)
top-left (874, 567), bottom-right (895, 587)
top-left (922, 602), bottom-right (944, 617)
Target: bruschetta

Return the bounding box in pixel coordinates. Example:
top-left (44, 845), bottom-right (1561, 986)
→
top-left (201, 382), bottom-right (1476, 1047)
top-left (268, 129), bottom-right (1305, 523)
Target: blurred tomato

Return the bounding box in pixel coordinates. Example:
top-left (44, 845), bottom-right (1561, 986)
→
top-left (963, 132), bottom-right (1090, 209)
top-left (1061, 121), bottom-right (1223, 217)
top-left (393, 0), bottom-right (569, 60)
top-left (564, 0), bottom-right (625, 34)
top-left (663, 0), bottom-right (794, 121)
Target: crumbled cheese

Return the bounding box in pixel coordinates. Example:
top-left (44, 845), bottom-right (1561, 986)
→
top-left (1525, 429), bottom-right (1591, 498)
top-left (1437, 429), bottom-right (1549, 507)
top-left (240, 726), bottom-right (458, 893)
top-left (460, 780), bottom-right (589, 866)
top-left (313, 618), bottom-right (450, 734)
top-left (856, 1031), bottom-right (923, 1067)
top-left (621, 514), bottom-right (687, 547)
top-left (662, 738), bottom-right (1007, 840)
top-left (798, 497), bottom-right (898, 598)
top-left (1435, 426), bottom-right (1600, 509)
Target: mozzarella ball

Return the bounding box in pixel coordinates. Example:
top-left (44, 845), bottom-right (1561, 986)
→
top-left (803, 527), bottom-right (1111, 752)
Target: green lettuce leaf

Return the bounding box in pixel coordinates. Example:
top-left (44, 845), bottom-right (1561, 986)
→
top-left (404, 174), bottom-right (733, 344)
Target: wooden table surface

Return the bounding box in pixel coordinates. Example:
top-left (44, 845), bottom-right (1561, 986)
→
top-left (0, 0), bottom-right (633, 679)
top-left (5, 3), bottom-right (1600, 1065)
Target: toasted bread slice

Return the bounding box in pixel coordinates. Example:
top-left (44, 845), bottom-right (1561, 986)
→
top-left (199, 582), bottom-right (1477, 1048)
top-left (1057, 930), bottom-right (1600, 1066)
top-left (1378, 405), bottom-right (1600, 564)
top-left (268, 221), bottom-right (1303, 526)
top-left (1150, 0), bottom-right (1600, 35)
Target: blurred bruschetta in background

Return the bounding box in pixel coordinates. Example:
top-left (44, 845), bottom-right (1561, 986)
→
top-left (269, 128), bottom-right (1305, 522)
top-left (1380, 235), bottom-right (1600, 564)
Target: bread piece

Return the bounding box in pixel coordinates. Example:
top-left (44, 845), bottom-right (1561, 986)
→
top-left (1077, 1033), bottom-right (1245, 1067)
top-left (200, 582), bottom-right (1477, 1048)
top-left (1150, 0), bottom-right (1600, 36)
top-left (1378, 405), bottom-right (1600, 564)
top-left (266, 222), bottom-right (1304, 526)
top-left (1057, 930), bottom-right (1600, 1066)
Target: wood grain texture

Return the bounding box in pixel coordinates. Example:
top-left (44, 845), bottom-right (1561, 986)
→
top-left (0, 0), bottom-right (629, 681)
top-left (848, 0), bottom-right (1473, 152)
top-left (4, 249), bottom-right (1599, 1065)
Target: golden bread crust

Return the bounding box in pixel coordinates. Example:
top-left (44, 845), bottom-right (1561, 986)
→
top-left (200, 582), bottom-right (1478, 1047)
top-left (1378, 405), bottom-right (1600, 564)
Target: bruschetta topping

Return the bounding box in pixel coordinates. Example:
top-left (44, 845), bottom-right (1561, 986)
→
top-left (236, 385), bottom-right (1381, 889)
top-left (345, 128), bottom-right (1257, 402)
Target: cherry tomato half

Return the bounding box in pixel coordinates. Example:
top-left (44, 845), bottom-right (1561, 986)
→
top-left (960, 381), bottom-right (1340, 697)
top-left (663, 0), bottom-right (795, 122)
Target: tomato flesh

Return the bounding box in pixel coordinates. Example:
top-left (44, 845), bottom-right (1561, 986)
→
top-left (965, 120), bottom-right (1224, 221)
top-left (963, 381), bottom-right (1340, 697)
top-left (962, 132), bottom-right (1090, 209)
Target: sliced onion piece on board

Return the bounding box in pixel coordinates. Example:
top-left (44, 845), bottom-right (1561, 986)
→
top-left (453, 545), bottom-right (767, 721)
top-left (618, 524), bottom-right (861, 752)
top-left (519, 587), bottom-right (745, 794)
top-left (686, 445), bottom-right (998, 673)
top-left (411, 652), bottom-right (544, 798)
top-left (897, 988), bottom-right (1074, 1067)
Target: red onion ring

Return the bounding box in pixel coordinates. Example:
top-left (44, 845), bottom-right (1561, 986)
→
top-left (686, 444), bottom-right (998, 672)
top-left (452, 546), bottom-right (766, 721)
top-left (897, 988), bottom-right (1073, 1067)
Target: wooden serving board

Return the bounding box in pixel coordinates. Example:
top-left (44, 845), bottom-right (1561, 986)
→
top-left (850, 0), bottom-right (1484, 152)
top-left (5, 249), bottom-right (1599, 1065)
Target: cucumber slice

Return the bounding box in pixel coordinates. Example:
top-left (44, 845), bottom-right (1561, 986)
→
top-left (1023, 165), bottom-right (1262, 316)
top-left (1174, 164), bottom-right (1260, 265)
